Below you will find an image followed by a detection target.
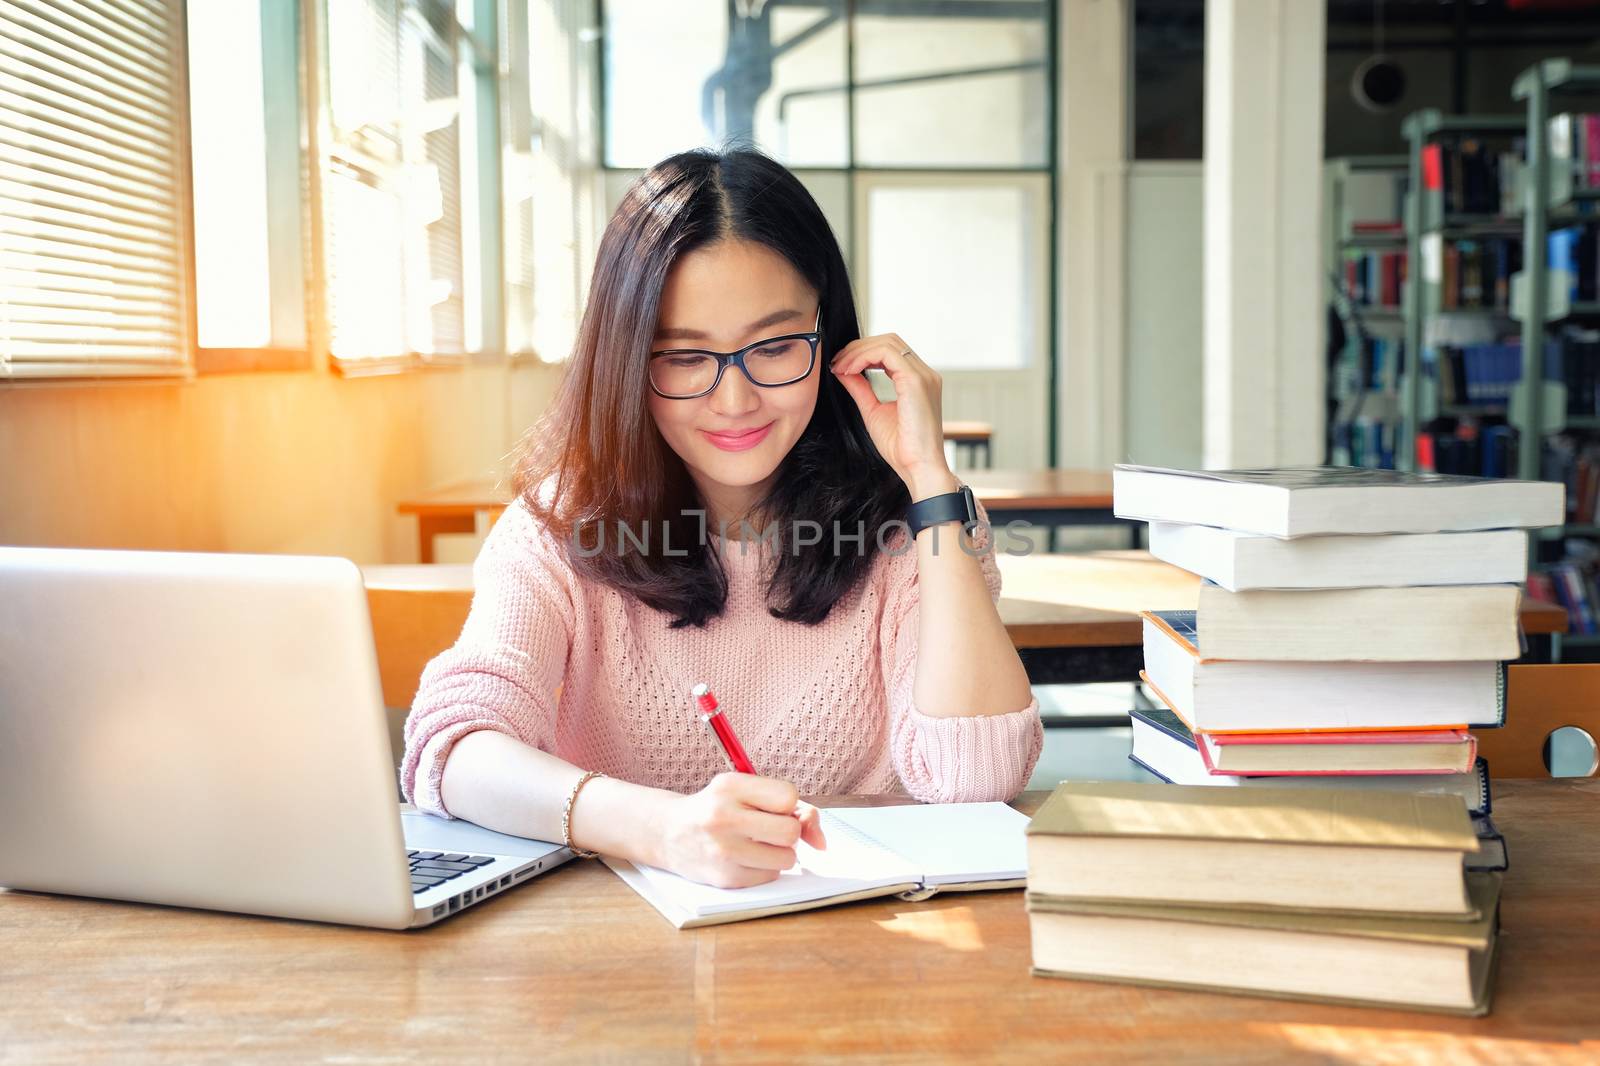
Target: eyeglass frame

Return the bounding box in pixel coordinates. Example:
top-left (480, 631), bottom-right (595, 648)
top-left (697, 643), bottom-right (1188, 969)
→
top-left (646, 307), bottom-right (823, 400)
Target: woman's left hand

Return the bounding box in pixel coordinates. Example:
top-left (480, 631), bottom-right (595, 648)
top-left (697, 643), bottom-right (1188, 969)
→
top-left (830, 333), bottom-right (957, 498)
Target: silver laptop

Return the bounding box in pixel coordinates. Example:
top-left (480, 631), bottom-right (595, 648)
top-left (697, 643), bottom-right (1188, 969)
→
top-left (0, 545), bottom-right (573, 929)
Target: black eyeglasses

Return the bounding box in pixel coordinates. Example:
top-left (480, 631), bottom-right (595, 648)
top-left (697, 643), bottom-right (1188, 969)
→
top-left (648, 307), bottom-right (822, 400)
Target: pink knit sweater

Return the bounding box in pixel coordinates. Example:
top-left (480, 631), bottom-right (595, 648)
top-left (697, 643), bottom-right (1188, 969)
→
top-left (400, 498), bottom-right (1043, 816)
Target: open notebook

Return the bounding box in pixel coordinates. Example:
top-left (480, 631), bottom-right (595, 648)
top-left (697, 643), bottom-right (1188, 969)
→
top-left (604, 802), bottom-right (1030, 929)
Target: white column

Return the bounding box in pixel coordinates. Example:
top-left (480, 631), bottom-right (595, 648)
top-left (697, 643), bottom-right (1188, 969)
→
top-left (1055, 0), bottom-right (1129, 467)
top-left (1202, 0), bottom-right (1327, 468)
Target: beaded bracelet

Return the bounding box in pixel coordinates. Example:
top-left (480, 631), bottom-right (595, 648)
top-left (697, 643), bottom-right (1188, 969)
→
top-left (562, 769), bottom-right (606, 859)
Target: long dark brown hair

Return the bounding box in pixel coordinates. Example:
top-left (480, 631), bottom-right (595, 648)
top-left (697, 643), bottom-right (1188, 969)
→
top-left (513, 147), bottom-right (908, 627)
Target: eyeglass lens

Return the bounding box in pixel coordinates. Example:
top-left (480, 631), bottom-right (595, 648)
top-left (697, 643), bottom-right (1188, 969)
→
top-left (650, 336), bottom-right (815, 398)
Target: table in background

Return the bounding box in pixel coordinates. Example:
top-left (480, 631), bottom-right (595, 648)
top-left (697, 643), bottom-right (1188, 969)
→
top-left (398, 467), bottom-right (1131, 563)
top-left (363, 554), bottom-right (1568, 707)
top-left (2, 780), bottom-right (1594, 1063)
top-left (396, 480), bottom-right (509, 563)
top-left (941, 419), bottom-right (993, 468)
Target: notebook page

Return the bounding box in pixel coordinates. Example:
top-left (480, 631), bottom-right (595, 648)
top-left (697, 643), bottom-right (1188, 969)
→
top-left (825, 802), bottom-right (1029, 886)
top-left (629, 816), bottom-right (921, 919)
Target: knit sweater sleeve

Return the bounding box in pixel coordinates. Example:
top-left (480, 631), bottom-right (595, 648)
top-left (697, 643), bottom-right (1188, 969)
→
top-left (882, 507), bottom-right (1044, 803)
top-left (399, 499), bottom-right (572, 818)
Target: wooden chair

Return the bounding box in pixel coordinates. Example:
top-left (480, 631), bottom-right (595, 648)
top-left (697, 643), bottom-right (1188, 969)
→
top-left (363, 565), bottom-right (474, 767)
top-left (1476, 664), bottom-right (1600, 778)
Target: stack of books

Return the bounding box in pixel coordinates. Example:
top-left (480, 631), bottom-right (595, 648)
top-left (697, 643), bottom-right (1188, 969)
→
top-left (1025, 781), bottom-right (1502, 1014)
top-left (1112, 465), bottom-right (1567, 873)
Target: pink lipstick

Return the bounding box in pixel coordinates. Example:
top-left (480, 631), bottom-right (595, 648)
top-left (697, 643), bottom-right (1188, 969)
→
top-left (700, 422), bottom-right (773, 452)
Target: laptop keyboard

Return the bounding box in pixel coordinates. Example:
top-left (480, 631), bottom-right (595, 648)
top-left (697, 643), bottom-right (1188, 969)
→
top-left (408, 850), bottom-right (495, 894)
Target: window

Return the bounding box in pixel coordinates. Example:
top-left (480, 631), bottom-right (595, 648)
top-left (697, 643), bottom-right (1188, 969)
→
top-left (320, 0), bottom-right (501, 371)
top-left (184, 0), bottom-right (308, 371)
top-left (1, 0), bottom-right (191, 380)
top-left (502, 0), bottom-right (602, 361)
top-left (599, 0), bottom-right (1052, 375)
top-left (603, 0), bottom-right (847, 169)
top-left (6, 0), bottom-right (597, 382)
top-left (858, 179), bottom-right (1047, 371)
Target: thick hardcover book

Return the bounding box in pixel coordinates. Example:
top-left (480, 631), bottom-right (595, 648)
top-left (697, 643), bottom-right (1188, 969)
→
top-left (1197, 727), bottom-right (1477, 777)
top-left (1112, 464), bottom-right (1564, 538)
top-left (1142, 610), bottom-right (1507, 732)
top-left (1025, 781), bottom-right (1481, 917)
top-left (1027, 874), bottom-right (1501, 1017)
top-left (1129, 705), bottom-right (1494, 815)
top-left (1191, 581), bottom-right (1522, 663)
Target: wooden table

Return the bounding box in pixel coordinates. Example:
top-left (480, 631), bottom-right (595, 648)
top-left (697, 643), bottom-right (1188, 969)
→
top-left (398, 468), bottom-right (1131, 563)
top-left (396, 477), bottom-right (511, 563)
top-left (968, 467), bottom-right (1140, 548)
top-left (3, 780), bottom-right (1595, 1063)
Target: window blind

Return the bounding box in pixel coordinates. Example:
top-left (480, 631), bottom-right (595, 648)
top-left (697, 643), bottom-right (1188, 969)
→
top-left (323, 0), bottom-right (470, 366)
top-left (0, 0), bottom-right (191, 379)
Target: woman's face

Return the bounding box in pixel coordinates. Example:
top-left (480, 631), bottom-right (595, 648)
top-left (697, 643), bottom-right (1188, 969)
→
top-left (647, 239), bottom-right (822, 503)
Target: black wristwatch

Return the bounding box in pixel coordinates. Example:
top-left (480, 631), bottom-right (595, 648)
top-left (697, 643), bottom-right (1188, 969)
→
top-left (906, 483), bottom-right (978, 538)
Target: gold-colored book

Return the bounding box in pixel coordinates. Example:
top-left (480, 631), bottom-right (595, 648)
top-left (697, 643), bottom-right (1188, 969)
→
top-left (1027, 872), bottom-right (1502, 1016)
top-left (1025, 781), bottom-right (1481, 916)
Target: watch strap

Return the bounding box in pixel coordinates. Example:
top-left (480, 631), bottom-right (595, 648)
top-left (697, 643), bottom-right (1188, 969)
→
top-left (906, 484), bottom-right (977, 538)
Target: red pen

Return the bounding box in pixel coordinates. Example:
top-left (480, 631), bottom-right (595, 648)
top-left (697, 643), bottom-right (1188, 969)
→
top-left (692, 682), bottom-right (756, 774)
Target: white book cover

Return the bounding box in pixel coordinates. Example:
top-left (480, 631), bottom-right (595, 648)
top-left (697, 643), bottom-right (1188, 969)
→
top-left (1113, 465), bottom-right (1564, 538)
top-left (1147, 523), bottom-right (1529, 591)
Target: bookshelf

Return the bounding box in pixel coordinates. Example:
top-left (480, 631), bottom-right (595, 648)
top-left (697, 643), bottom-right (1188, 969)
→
top-left (1397, 110), bottom-right (1527, 472)
top-left (1324, 156), bottom-right (1407, 467)
top-left (1509, 60), bottom-right (1600, 652)
top-left (1511, 60), bottom-right (1600, 483)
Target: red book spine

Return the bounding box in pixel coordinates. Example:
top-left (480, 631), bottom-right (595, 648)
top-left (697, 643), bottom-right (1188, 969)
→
top-left (1422, 143), bottom-right (1445, 191)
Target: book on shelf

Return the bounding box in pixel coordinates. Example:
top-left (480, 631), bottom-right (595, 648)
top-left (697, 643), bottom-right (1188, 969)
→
top-left (1027, 872), bottom-right (1501, 1016)
top-left (1542, 560), bottom-right (1600, 634)
top-left (1549, 327), bottom-right (1600, 418)
top-left (1435, 343), bottom-right (1521, 408)
top-left (1112, 465), bottom-right (1564, 539)
top-left (1421, 137), bottom-right (1518, 217)
top-left (1544, 430), bottom-right (1600, 521)
top-left (1547, 225), bottom-right (1599, 302)
top-left (1331, 415), bottom-right (1398, 470)
top-left (1024, 781), bottom-right (1482, 918)
top-left (1439, 238), bottom-right (1520, 313)
top-left (1128, 705), bottom-right (1495, 815)
top-left (1342, 248), bottom-right (1407, 309)
top-left (1140, 611), bottom-right (1507, 731)
top-left (1416, 416), bottom-right (1520, 478)
top-left (1190, 581), bottom-right (1522, 663)
top-left (1548, 111), bottom-right (1600, 197)
top-left (604, 802), bottom-right (1027, 928)
top-left (1146, 523), bottom-right (1528, 591)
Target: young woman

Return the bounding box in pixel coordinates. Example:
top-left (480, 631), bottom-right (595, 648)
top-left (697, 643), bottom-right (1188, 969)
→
top-left (401, 148), bottom-right (1042, 889)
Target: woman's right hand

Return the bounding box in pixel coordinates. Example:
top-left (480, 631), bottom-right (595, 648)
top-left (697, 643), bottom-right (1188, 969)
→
top-left (653, 772), bottom-right (828, 888)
